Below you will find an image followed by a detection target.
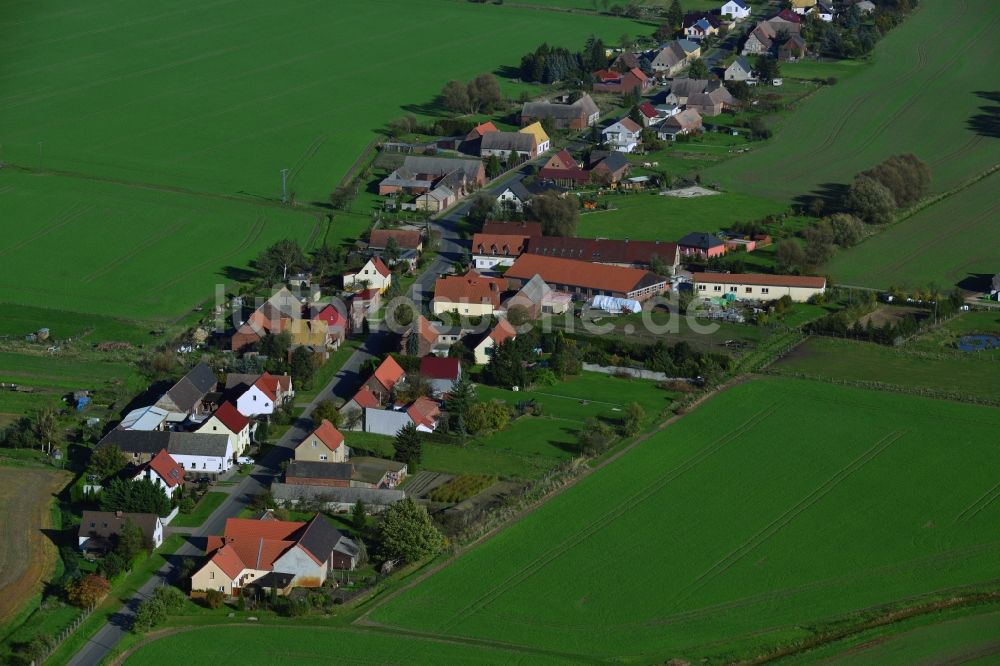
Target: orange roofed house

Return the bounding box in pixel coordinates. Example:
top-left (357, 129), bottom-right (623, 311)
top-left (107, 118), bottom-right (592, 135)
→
top-left (592, 67), bottom-right (651, 94)
top-left (294, 419), bottom-right (348, 463)
top-left (190, 514), bottom-right (359, 597)
top-left (505, 254), bottom-right (668, 303)
top-left (362, 356), bottom-right (406, 405)
top-left (432, 270), bottom-right (506, 317)
top-left (132, 449), bottom-right (184, 498)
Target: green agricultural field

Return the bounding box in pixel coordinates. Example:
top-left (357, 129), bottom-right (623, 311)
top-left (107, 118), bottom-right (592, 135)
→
top-left (0, 305), bottom-right (160, 344)
top-left (705, 0), bottom-right (1000, 201)
top-left (0, 0), bottom-right (637, 202)
top-left (367, 378), bottom-right (1000, 662)
top-left (577, 190), bottom-right (787, 241)
top-left (824, 171), bottom-right (1000, 290)
top-left (124, 625), bottom-right (582, 665)
top-left (771, 336), bottom-right (1000, 402)
top-left (781, 608), bottom-right (1000, 665)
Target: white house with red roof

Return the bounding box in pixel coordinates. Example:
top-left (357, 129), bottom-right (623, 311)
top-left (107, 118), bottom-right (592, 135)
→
top-left (132, 449), bottom-right (185, 498)
top-left (407, 397), bottom-right (441, 432)
top-left (294, 420), bottom-right (349, 463)
top-left (472, 319), bottom-right (517, 365)
top-left (344, 257), bottom-right (392, 293)
top-left (197, 401), bottom-right (252, 456)
top-left (226, 372), bottom-right (293, 418)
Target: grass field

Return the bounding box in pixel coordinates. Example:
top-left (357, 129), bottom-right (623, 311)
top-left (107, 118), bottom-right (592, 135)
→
top-left (0, 0), bottom-right (639, 321)
top-left (705, 0), bottom-right (1000, 201)
top-left (824, 171), bottom-right (1000, 290)
top-left (0, 466), bottom-right (71, 624)
top-left (577, 190), bottom-right (787, 241)
top-left (170, 492), bottom-right (227, 528)
top-left (366, 378), bottom-right (1000, 662)
top-left (123, 625), bottom-right (583, 665)
top-left (771, 336), bottom-right (1000, 403)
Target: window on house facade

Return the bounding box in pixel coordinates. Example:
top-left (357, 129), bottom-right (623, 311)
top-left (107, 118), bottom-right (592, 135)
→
top-left (762, 288), bottom-right (769, 294)
top-left (320, 454), bottom-right (328, 461)
top-left (713, 285), bottom-right (722, 292)
top-left (745, 287), bottom-right (753, 293)
top-left (210, 571), bottom-right (215, 579)
top-left (730, 287), bottom-right (737, 292)
top-left (698, 284), bottom-right (706, 290)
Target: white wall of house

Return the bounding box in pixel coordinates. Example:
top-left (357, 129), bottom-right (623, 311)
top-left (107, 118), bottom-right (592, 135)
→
top-left (197, 417), bottom-right (250, 455)
top-left (235, 385), bottom-right (274, 417)
top-left (431, 300), bottom-right (495, 317)
top-left (496, 188), bottom-right (525, 212)
top-left (133, 468), bottom-right (179, 499)
top-left (473, 255), bottom-right (517, 272)
top-left (273, 544), bottom-right (328, 587)
top-left (695, 281), bottom-right (825, 302)
top-left (344, 259), bottom-right (392, 292)
top-left (721, 1), bottom-right (750, 19)
top-left (172, 449), bottom-right (234, 474)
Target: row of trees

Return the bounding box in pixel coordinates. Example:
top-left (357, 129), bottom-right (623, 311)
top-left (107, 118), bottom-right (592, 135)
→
top-left (518, 35), bottom-right (608, 84)
top-left (0, 407), bottom-right (58, 449)
top-left (846, 154), bottom-right (931, 224)
top-left (466, 189), bottom-right (578, 237)
top-left (254, 238), bottom-right (349, 286)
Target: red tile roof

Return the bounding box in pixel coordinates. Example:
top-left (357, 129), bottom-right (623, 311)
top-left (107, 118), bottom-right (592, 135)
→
top-left (694, 273), bottom-right (827, 289)
top-left (311, 419), bottom-right (345, 451)
top-left (527, 237), bottom-right (677, 267)
top-left (209, 543), bottom-right (248, 579)
top-left (628, 67), bottom-right (649, 83)
top-left (213, 401), bottom-right (250, 434)
top-left (350, 387), bottom-right (380, 409)
top-left (315, 304), bottom-right (348, 330)
top-left (252, 372), bottom-right (278, 401)
top-left (776, 8), bottom-right (802, 22)
top-left (616, 116), bottom-right (642, 133)
top-left (420, 356), bottom-right (461, 380)
top-left (482, 220), bottom-right (543, 236)
top-left (407, 396), bottom-right (441, 429)
top-left (369, 229), bottom-right (422, 250)
top-left (372, 356), bottom-right (406, 392)
top-left (223, 517), bottom-right (304, 541)
top-left (490, 318), bottom-right (518, 345)
top-left (471, 233), bottom-right (531, 257)
top-left (638, 102), bottom-right (658, 119)
top-left (469, 121), bottom-right (499, 137)
top-left (433, 270), bottom-right (505, 308)
top-left (505, 254), bottom-right (666, 296)
top-left (370, 257), bottom-right (391, 278)
top-left (144, 449), bottom-right (184, 488)
top-left (593, 69), bottom-right (619, 81)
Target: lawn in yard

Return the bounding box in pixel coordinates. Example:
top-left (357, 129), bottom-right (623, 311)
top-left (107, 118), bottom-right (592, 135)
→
top-left (576, 190), bottom-right (787, 241)
top-left (170, 492), bottom-right (228, 528)
top-left (368, 377), bottom-right (1000, 662)
top-left (771, 336), bottom-right (1000, 403)
top-left (705, 0), bottom-right (1000, 201)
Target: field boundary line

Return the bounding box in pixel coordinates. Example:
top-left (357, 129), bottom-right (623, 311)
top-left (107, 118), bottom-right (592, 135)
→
top-left (0, 202), bottom-right (93, 259)
top-left (672, 430), bottom-right (907, 606)
top-left (956, 482), bottom-right (1000, 524)
top-left (352, 376), bottom-right (756, 630)
top-left (434, 404), bottom-right (781, 629)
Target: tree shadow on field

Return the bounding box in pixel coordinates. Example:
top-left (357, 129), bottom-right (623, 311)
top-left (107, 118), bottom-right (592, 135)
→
top-left (957, 273), bottom-right (995, 293)
top-left (792, 181), bottom-right (850, 215)
top-left (401, 100), bottom-right (447, 118)
top-left (967, 91), bottom-right (1000, 139)
top-left (494, 65), bottom-right (521, 81)
top-left (219, 265), bottom-right (255, 283)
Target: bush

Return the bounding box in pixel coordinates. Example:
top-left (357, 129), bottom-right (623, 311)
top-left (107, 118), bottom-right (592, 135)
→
top-left (428, 475), bottom-right (497, 503)
top-left (179, 497), bottom-right (195, 514)
top-left (204, 589), bottom-right (225, 609)
top-left (68, 575), bottom-right (109, 608)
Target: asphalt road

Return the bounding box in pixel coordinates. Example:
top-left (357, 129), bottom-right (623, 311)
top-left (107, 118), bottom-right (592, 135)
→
top-left (66, 167), bottom-right (528, 666)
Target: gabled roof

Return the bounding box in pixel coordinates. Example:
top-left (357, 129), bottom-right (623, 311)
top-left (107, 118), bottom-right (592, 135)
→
top-left (372, 356), bottom-right (406, 392)
top-left (481, 131), bottom-right (537, 153)
top-left (471, 233), bottom-right (531, 258)
top-left (433, 270), bottom-right (506, 308)
top-left (79, 511), bottom-right (162, 543)
top-left (407, 397), bottom-right (441, 430)
top-left (119, 405), bottom-right (169, 431)
top-left (519, 121), bottom-right (550, 146)
top-left (212, 401), bottom-right (250, 434)
top-left (286, 460), bottom-right (354, 482)
top-left (223, 517), bottom-right (302, 541)
top-left (728, 56), bottom-right (753, 73)
top-left (143, 449), bottom-right (185, 488)
top-left (513, 274), bottom-right (552, 305)
top-left (469, 121), bottom-right (498, 137)
top-left (349, 386), bottom-right (380, 409)
top-left (678, 232), bottom-right (726, 249)
top-left (638, 102), bottom-right (658, 119)
top-left (506, 254), bottom-right (666, 295)
top-left (606, 116), bottom-right (642, 133)
top-left (664, 108), bottom-right (704, 131)
top-left (310, 419), bottom-right (345, 451)
top-left (315, 304), bottom-right (348, 330)
top-left (526, 237), bottom-right (677, 266)
top-left (208, 543), bottom-right (247, 579)
top-left (775, 8), bottom-right (802, 22)
top-left (726, 0), bottom-right (749, 8)
top-left (482, 221), bottom-right (543, 236)
top-left (420, 356), bottom-right (461, 380)
top-left (298, 514), bottom-right (356, 565)
top-left (368, 229), bottom-right (422, 250)
top-left (369, 257), bottom-right (391, 277)
top-left (159, 363), bottom-right (217, 413)
top-left (167, 432), bottom-right (232, 458)
top-left (593, 151), bottom-right (630, 174)
top-left (489, 319), bottom-right (517, 345)
top-left (252, 373), bottom-right (278, 400)
top-left (521, 94), bottom-right (599, 121)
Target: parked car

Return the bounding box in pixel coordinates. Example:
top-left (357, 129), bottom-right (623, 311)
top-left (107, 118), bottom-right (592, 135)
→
top-left (238, 456), bottom-right (255, 466)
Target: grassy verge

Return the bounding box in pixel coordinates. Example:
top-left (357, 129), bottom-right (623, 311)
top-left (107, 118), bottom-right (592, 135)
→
top-left (294, 338), bottom-right (363, 403)
top-left (169, 492), bottom-right (227, 528)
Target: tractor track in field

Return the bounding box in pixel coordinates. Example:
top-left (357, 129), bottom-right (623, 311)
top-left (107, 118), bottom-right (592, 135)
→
top-left (0, 202), bottom-right (93, 259)
top-left (955, 482), bottom-right (1000, 524)
top-left (671, 430), bottom-right (907, 607)
top-left (79, 219), bottom-right (188, 284)
top-left (287, 133), bottom-right (328, 185)
top-left (145, 211), bottom-right (266, 296)
top-left (435, 404), bottom-right (780, 630)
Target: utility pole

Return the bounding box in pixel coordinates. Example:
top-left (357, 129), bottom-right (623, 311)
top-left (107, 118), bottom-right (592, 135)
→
top-left (280, 168), bottom-right (289, 204)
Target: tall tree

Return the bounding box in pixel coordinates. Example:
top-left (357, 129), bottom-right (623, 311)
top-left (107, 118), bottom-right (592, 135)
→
top-left (847, 175), bottom-right (897, 224)
top-left (99, 478), bottom-right (171, 516)
top-left (88, 445), bottom-right (129, 482)
top-left (289, 346), bottom-right (316, 388)
top-left (375, 498), bottom-right (443, 563)
top-left (687, 58), bottom-right (708, 79)
top-left (255, 239), bottom-right (307, 284)
top-left (445, 375), bottom-right (478, 425)
top-left (467, 74), bottom-right (502, 113)
top-left (393, 423), bottom-right (423, 468)
top-left (666, 0), bottom-right (684, 31)
top-left (775, 239), bottom-right (808, 274)
top-left (527, 191), bottom-right (579, 237)
top-left (440, 80), bottom-right (470, 113)
top-left (383, 237), bottom-right (401, 265)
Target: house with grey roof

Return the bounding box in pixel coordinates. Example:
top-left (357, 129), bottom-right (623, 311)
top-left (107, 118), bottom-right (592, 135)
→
top-left (154, 363), bottom-right (218, 418)
top-left (98, 429), bottom-right (235, 473)
top-left (724, 56), bottom-right (755, 82)
top-left (520, 94), bottom-right (600, 130)
top-left (378, 156), bottom-right (486, 205)
top-left (480, 132), bottom-right (538, 160)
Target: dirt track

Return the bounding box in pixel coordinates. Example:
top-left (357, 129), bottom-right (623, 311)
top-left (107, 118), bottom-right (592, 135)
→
top-left (0, 465), bottom-right (71, 623)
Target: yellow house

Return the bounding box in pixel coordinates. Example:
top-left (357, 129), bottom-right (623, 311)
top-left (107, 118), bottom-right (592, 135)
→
top-left (294, 420), bottom-right (348, 463)
top-left (344, 257), bottom-right (392, 293)
top-left (195, 401), bottom-right (250, 456)
top-left (790, 0), bottom-right (817, 12)
top-left (289, 319), bottom-right (328, 349)
top-left (519, 122), bottom-right (550, 154)
top-left (473, 319), bottom-right (517, 365)
top-left (431, 270), bottom-right (506, 318)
